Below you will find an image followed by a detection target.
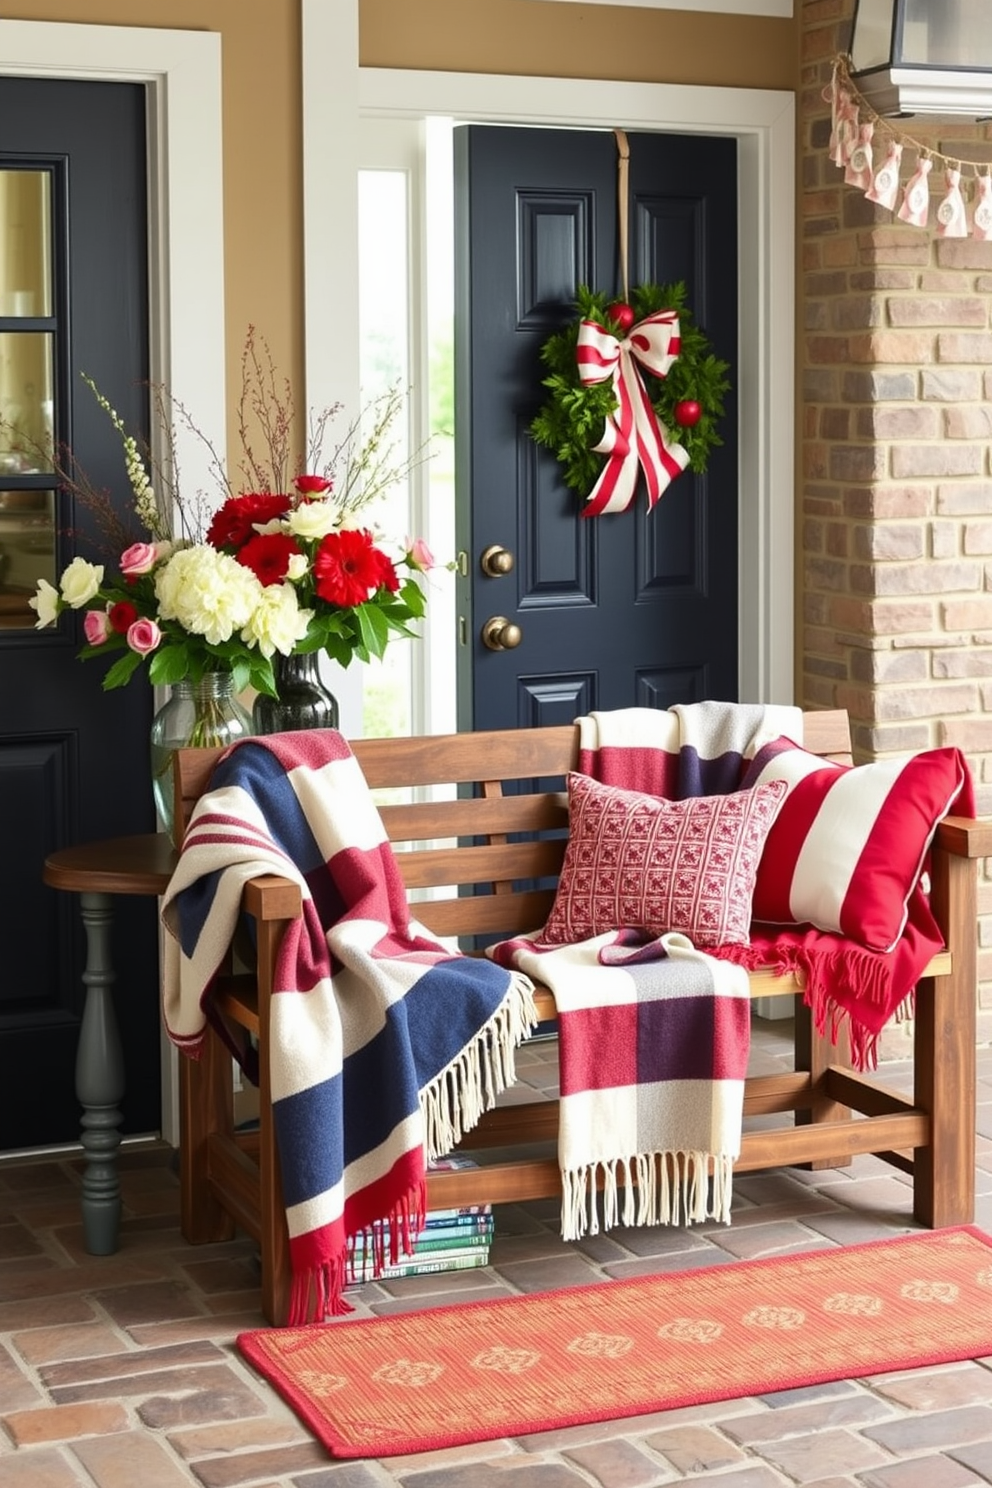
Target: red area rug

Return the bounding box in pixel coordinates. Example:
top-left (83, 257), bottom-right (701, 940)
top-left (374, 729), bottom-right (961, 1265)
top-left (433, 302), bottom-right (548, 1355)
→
top-left (238, 1227), bottom-right (992, 1459)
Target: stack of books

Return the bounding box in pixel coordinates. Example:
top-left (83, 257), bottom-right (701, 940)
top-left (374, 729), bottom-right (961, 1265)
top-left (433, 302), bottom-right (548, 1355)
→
top-left (348, 1156), bottom-right (494, 1283)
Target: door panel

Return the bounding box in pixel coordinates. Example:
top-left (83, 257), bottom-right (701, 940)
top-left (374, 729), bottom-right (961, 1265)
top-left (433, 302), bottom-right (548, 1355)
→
top-left (0, 78), bottom-right (159, 1150)
top-left (454, 125), bottom-right (738, 732)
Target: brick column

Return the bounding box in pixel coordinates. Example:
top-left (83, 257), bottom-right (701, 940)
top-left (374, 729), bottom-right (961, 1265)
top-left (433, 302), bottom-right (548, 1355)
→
top-left (799, 0), bottom-right (992, 1038)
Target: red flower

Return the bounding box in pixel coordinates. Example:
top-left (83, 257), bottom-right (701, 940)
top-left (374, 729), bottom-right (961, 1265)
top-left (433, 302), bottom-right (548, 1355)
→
top-left (108, 600), bottom-right (139, 634)
top-left (313, 528), bottom-right (392, 607)
top-left (206, 492), bottom-right (291, 550)
top-left (294, 474), bottom-right (333, 497)
top-left (370, 546), bottom-right (400, 593)
top-left (236, 533), bottom-right (301, 587)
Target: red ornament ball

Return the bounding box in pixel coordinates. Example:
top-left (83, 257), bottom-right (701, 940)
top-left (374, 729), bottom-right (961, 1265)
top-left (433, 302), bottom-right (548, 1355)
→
top-left (674, 399), bottom-right (702, 427)
top-left (607, 301), bottom-right (636, 333)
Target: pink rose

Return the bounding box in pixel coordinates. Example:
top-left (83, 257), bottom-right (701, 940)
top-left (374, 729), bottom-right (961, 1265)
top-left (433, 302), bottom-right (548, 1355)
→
top-left (406, 536), bottom-right (436, 572)
top-left (127, 617), bottom-right (162, 655)
top-left (83, 608), bottom-right (113, 645)
top-left (120, 542), bottom-right (160, 577)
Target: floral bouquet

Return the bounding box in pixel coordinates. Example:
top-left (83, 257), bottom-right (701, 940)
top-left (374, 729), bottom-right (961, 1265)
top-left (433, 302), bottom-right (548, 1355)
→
top-left (26, 328), bottom-right (434, 702)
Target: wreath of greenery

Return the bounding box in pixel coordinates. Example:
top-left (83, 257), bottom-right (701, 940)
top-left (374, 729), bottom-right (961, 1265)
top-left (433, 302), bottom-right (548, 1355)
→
top-left (530, 282), bottom-right (732, 502)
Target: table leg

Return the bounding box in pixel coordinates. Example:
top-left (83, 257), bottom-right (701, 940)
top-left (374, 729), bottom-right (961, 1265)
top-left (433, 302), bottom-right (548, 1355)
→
top-left (74, 891), bottom-right (125, 1254)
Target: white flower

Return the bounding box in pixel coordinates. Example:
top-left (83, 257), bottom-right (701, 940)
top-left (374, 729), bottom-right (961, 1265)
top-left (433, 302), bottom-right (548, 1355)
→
top-left (60, 556), bottom-right (104, 608)
top-left (155, 545), bottom-right (263, 645)
top-left (241, 582), bottom-right (313, 658)
top-left (285, 553), bottom-right (309, 582)
top-left (288, 499), bottom-right (340, 541)
top-left (30, 578), bottom-right (60, 627)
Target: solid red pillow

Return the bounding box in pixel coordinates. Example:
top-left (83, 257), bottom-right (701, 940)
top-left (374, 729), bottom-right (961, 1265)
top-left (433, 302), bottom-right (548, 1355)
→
top-left (540, 772), bottom-right (787, 949)
top-left (739, 737), bottom-right (968, 952)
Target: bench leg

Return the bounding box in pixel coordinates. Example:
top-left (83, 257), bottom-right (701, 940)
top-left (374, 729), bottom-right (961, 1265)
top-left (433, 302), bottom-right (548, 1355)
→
top-left (256, 1103), bottom-right (293, 1325)
top-left (913, 850), bottom-right (976, 1228)
top-left (794, 994), bottom-right (853, 1169)
top-left (179, 1026), bottom-right (236, 1245)
top-left (256, 921), bottom-right (293, 1325)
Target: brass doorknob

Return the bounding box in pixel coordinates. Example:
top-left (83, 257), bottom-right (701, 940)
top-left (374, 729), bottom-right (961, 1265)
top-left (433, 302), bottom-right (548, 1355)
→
top-left (481, 615), bottom-right (523, 651)
top-left (480, 544), bottom-right (515, 577)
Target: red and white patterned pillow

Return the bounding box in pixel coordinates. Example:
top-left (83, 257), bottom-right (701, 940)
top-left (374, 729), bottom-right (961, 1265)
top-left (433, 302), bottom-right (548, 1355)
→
top-left (739, 737), bottom-right (969, 952)
top-left (540, 772), bottom-right (788, 949)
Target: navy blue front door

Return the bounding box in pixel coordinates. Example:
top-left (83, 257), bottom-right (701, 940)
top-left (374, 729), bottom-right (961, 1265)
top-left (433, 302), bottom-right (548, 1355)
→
top-left (0, 77), bottom-right (159, 1150)
top-left (454, 124), bottom-right (739, 732)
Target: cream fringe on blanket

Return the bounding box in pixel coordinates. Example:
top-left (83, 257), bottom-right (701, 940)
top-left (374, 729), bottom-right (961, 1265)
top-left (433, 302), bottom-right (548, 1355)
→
top-left (562, 1150), bottom-right (736, 1242)
top-left (421, 964), bottom-right (539, 1159)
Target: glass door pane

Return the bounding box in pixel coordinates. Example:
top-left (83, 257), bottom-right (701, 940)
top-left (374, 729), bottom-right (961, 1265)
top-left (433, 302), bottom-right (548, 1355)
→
top-left (0, 168), bottom-right (55, 628)
top-left (0, 169), bottom-right (52, 318)
top-left (359, 166), bottom-right (413, 737)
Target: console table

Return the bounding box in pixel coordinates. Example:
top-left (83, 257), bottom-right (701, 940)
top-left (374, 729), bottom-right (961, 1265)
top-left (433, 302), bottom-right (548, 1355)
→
top-left (43, 833), bottom-right (177, 1255)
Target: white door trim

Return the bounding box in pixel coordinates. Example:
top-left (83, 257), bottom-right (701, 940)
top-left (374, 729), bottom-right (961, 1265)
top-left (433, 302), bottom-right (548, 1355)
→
top-left (0, 18), bottom-right (226, 1151)
top-left (302, 0), bottom-right (794, 706)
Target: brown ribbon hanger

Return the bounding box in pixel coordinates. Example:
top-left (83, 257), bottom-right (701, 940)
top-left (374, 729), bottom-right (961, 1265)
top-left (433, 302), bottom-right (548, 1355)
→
top-left (614, 127), bottom-right (630, 304)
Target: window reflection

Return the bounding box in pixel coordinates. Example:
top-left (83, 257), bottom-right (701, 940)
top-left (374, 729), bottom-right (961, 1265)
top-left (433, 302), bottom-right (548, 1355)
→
top-left (0, 170), bottom-right (52, 318)
top-left (0, 487), bottom-right (54, 629)
top-left (0, 332), bottom-right (54, 472)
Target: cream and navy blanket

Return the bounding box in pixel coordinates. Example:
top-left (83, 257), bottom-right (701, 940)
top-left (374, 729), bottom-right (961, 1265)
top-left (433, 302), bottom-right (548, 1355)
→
top-left (161, 731), bottom-right (537, 1322)
top-left (490, 702), bottom-right (801, 1242)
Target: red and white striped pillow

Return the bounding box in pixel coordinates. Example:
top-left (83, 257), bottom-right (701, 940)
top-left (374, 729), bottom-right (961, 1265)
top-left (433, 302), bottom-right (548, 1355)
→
top-left (739, 737), bottom-right (969, 951)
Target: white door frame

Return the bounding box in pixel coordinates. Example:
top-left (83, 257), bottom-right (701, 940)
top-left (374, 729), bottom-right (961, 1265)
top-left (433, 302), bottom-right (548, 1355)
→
top-left (0, 18), bottom-right (226, 1151)
top-left (302, 0), bottom-right (795, 711)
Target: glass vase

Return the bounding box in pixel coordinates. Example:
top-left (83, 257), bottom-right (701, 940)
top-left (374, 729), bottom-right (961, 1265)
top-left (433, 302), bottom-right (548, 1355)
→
top-left (252, 651), bottom-right (339, 735)
top-left (150, 673), bottom-right (254, 841)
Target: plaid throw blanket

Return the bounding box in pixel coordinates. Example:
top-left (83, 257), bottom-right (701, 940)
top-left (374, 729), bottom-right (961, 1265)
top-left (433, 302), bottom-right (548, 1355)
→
top-left (488, 930), bottom-right (751, 1238)
top-left (490, 702), bottom-right (799, 1241)
top-left (161, 731), bottom-right (537, 1322)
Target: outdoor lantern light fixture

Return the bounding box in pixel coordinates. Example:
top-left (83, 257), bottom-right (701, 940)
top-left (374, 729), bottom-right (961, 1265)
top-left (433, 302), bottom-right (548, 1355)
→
top-left (849, 0), bottom-right (992, 117)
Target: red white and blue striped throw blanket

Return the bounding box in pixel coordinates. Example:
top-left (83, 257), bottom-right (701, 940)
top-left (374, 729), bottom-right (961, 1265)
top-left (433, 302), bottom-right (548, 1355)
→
top-left (489, 702), bottom-right (800, 1242)
top-left (161, 731), bottom-right (538, 1322)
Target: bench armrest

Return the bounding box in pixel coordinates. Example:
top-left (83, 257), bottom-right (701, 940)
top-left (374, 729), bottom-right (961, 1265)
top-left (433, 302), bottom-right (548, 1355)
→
top-left (243, 874), bottom-right (303, 921)
top-left (933, 815), bottom-right (992, 859)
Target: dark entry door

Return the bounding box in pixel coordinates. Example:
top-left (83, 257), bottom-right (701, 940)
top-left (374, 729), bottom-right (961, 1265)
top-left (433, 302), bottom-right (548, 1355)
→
top-left (454, 126), bottom-right (738, 732)
top-left (0, 77), bottom-right (160, 1150)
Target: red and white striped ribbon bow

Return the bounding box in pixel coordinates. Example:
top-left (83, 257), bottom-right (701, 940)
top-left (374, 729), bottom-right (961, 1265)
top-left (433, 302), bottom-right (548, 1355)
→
top-left (575, 311), bottom-right (690, 517)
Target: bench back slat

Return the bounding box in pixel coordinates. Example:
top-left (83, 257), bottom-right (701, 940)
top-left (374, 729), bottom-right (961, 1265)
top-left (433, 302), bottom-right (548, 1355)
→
top-left (172, 709), bottom-right (852, 945)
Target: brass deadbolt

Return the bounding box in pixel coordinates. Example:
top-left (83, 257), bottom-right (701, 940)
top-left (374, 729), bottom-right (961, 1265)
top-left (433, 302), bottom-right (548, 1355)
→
top-left (480, 544), bottom-right (515, 577)
top-left (481, 616), bottom-right (523, 651)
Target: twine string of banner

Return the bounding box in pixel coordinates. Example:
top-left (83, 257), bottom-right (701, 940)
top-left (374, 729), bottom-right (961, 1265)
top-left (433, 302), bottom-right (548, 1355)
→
top-left (829, 54), bottom-right (992, 238)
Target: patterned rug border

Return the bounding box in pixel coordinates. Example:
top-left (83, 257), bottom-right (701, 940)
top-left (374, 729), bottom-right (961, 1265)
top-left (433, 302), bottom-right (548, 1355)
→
top-left (238, 1226), bottom-right (992, 1459)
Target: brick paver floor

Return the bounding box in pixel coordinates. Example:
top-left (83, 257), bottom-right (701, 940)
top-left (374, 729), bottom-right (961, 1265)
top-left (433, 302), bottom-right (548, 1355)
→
top-left (3, 1019), bottom-right (992, 1487)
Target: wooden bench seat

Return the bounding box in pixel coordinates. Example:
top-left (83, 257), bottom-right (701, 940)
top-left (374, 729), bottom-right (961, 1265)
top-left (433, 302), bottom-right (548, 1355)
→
top-left (173, 709), bottom-right (991, 1325)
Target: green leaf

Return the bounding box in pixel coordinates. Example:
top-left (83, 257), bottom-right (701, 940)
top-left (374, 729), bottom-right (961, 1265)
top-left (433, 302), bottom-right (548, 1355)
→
top-left (101, 649), bottom-right (145, 689)
top-left (148, 646), bottom-right (192, 686)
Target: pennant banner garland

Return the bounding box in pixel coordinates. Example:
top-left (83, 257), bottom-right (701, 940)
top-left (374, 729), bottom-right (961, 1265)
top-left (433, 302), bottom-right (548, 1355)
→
top-left (828, 55), bottom-right (992, 241)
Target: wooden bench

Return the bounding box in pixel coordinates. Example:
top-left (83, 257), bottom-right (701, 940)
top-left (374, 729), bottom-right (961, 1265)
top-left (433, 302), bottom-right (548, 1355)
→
top-left (173, 709), bottom-right (990, 1325)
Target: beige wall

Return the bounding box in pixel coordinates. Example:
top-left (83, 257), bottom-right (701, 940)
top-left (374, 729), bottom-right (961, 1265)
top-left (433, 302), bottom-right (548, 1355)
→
top-left (359, 0), bottom-right (795, 89)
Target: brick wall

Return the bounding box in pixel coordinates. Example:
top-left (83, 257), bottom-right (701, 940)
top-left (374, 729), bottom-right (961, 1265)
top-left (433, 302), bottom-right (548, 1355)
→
top-left (799, 0), bottom-right (992, 1044)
